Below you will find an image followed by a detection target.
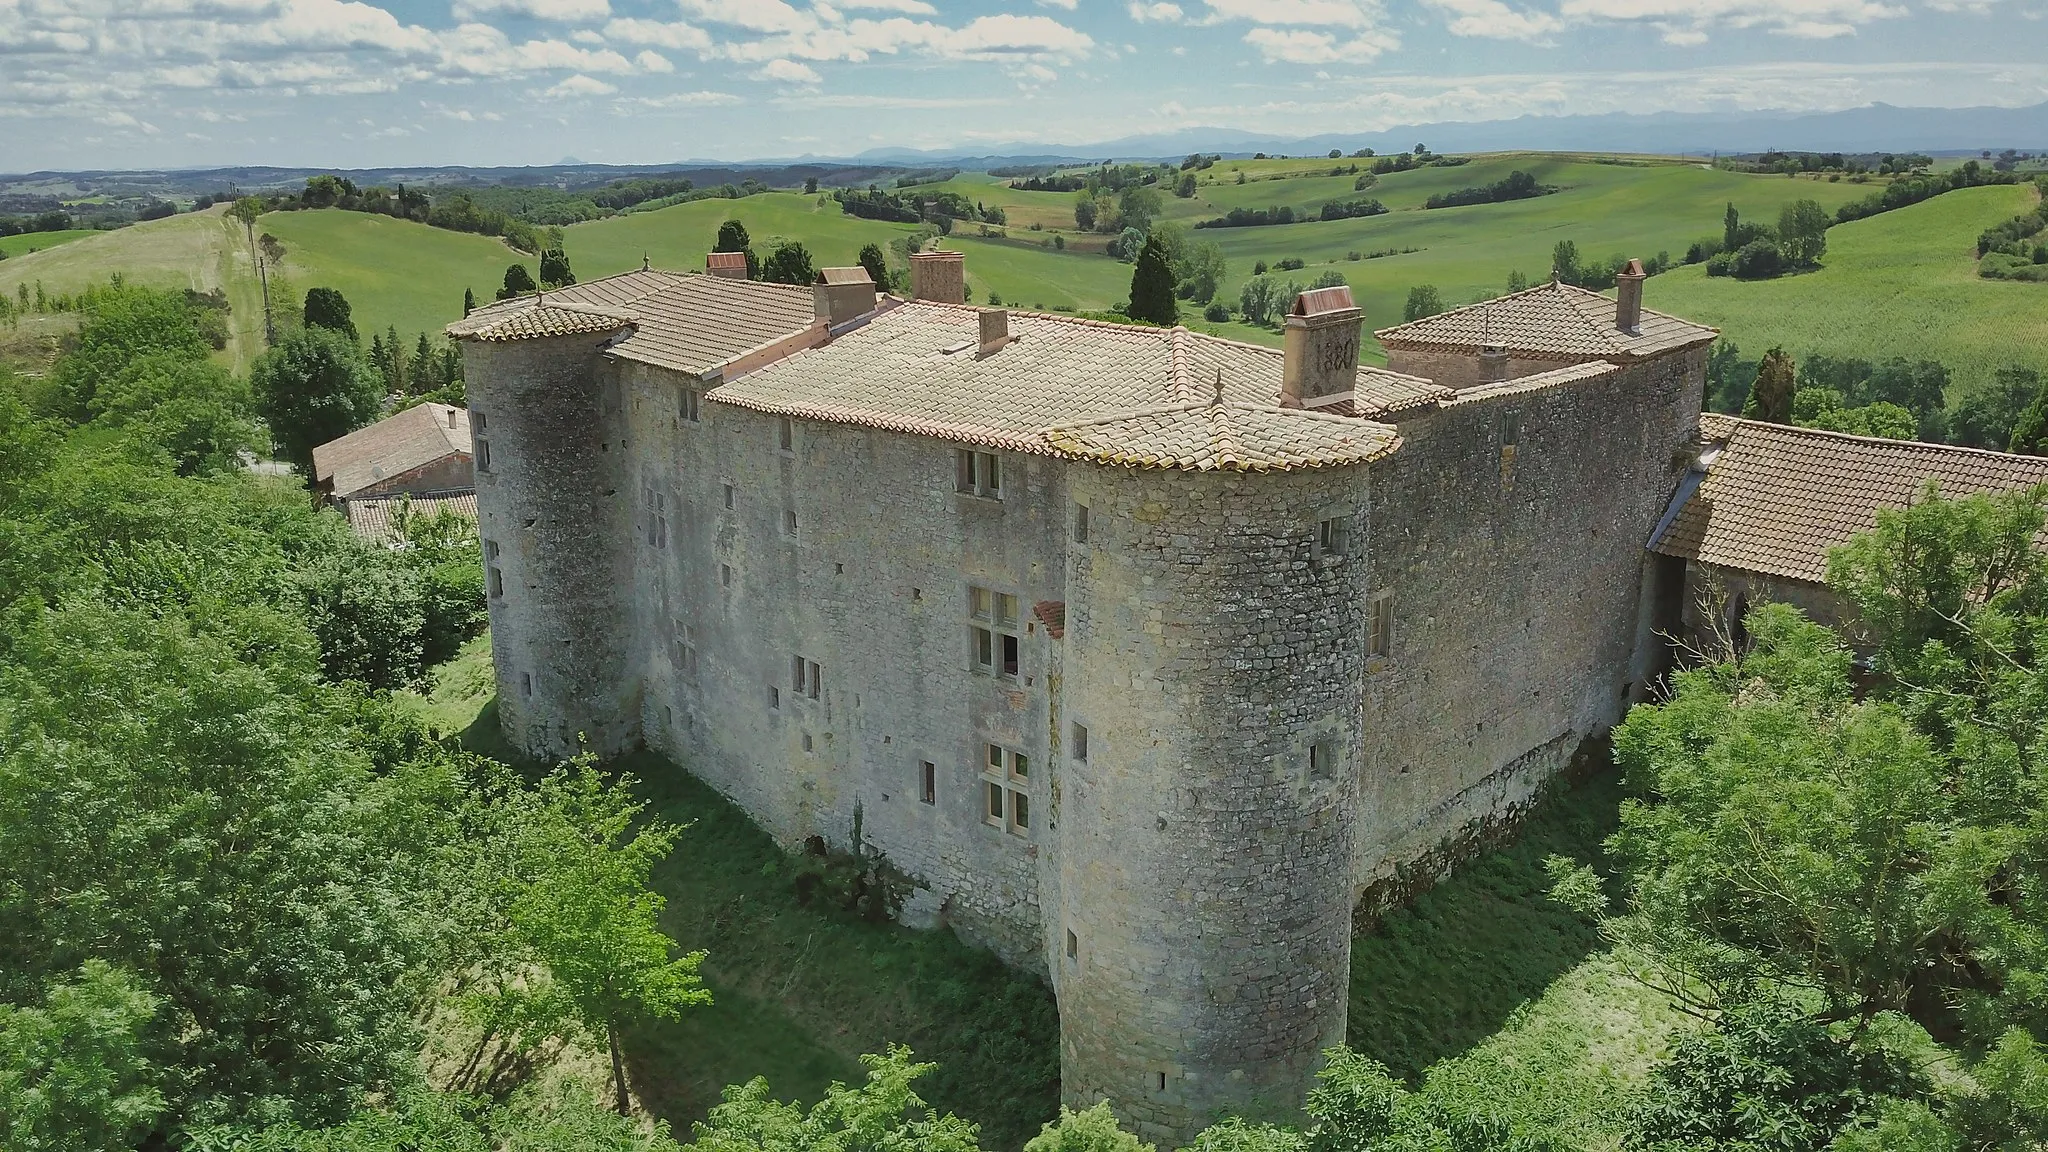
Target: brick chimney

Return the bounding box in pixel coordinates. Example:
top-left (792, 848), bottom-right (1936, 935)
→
top-left (707, 251), bottom-right (748, 279)
top-left (1280, 285), bottom-right (1363, 407)
top-left (979, 308), bottom-right (1011, 356)
top-left (909, 250), bottom-right (966, 304)
top-left (1479, 344), bottom-right (1510, 384)
top-left (1615, 258), bottom-right (1646, 334)
top-left (812, 266), bottom-right (877, 327)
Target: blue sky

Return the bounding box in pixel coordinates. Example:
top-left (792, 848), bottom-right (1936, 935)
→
top-left (2, 0), bottom-right (2043, 171)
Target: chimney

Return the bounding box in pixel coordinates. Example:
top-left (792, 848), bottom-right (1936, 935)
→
top-left (979, 308), bottom-right (1010, 356)
top-left (706, 250), bottom-right (748, 279)
top-left (812, 266), bottom-right (878, 327)
top-left (908, 249), bottom-right (966, 304)
top-left (447, 407), bottom-right (457, 429)
top-left (1615, 258), bottom-right (1646, 334)
top-left (1280, 285), bottom-right (1364, 407)
top-left (1479, 344), bottom-right (1510, 384)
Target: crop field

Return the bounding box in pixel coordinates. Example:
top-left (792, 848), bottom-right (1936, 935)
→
top-left (0, 228), bottom-right (96, 258)
top-left (1657, 182), bottom-right (2048, 393)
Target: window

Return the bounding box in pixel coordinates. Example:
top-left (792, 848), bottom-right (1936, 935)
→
top-left (674, 623), bottom-right (697, 679)
top-left (1065, 929), bottom-right (1078, 961)
top-left (1155, 1072), bottom-right (1168, 1093)
top-left (473, 412), bottom-right (490, 473)
top-left (723, 483), bottom-right (735, 509)
top-left (520, 671), bottom-right (532, 697)
top-left (1071, 722), bottom-right (1089, 762)
top-left (1317, 515), bottom-right (1349, 562)
top-left (783, 509), bottom-right (798, 538)
top-left (645, 489), bottom-right (667, 549)
top-left (1500, 411), bottom-right (1520, 486)
top-left (969, 586), bottom-right (1021, 678)
top-left (1368, 591), bottom-right (1393, 658)
top-left (681, 388), bottom-right (700, 423)
top-left (982, 744), bottom-right (1031, 837)
top-left (721, 563), bottom-right (733, 587)
top-left (769, 685), bottom-right (780, 709)
top-left (1309, 739), bottom-right (1335, 781)
top-left (485, 539), bottom-right (503, 598)
top-left (802, 732), bottom-right (814, 752)
top-left (1074, 503), bottom-right (1089, 543)
top-left (954, 449), bottom-right (1002, 498)
top-left (920, 761), bottom-right (936, 804)
top-left (792, 656), bottom-right (821, 699)
top-left (778, 416), bottom-right (793, 451)
top-left (807, 660), bottom-right (821, 699)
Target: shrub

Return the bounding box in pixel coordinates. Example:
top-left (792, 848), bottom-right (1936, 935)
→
top-left (1202, 302), bottom-right (1229, 322)
top-left (1729, 239), bottom-right (1787, 279)
top-left (1275, 257), bottom-right (1304, 271)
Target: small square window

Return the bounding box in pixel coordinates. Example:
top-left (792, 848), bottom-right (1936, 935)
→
top-left (1009, 791), bottom-right (1029, 833)
top-left (778, 416), bottom-right (794, 451)
top-left (484, 539), bottom-right (500, 561)
top-left (802, 732), bottom-right (814, 752)
top-left (723, 483), bottom-right (735, 509)
top-left (995, 593), bottom-right (1018, 627)
top-left (970, 586), bottom-right (991, 620)
top-left (473, 411), bottom-right (486, 433)
top-left (487, 565), bottom-right (503, 599)
top-left (987, 743), bottom-right (1003, 772)
top-left (986, 781), bottom-right (1005, 824)
top-left (921, 761), bottom-right (936, 804)
top-left (1010, 752), bottom-right (1028, 780)
top-left (1317, 516), bottom-right (1349, 559)
top-left (1074, 503), bottom-right (1089, 543)
top-left (1072, 722), bottom-right (1089, 762)
top-left (783, 509), bottom-right (798, 538)
top-left (1309, 740), bottom-right (1335, 781)
top-left (954, 448), bottom-right (1002, 498)
top-left (475, 437), bottom-right (491, 472)
top-left (1000, 633), bottom-right (1019, 677)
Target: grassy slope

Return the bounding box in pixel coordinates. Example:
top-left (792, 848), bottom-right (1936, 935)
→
top-left (412, 636), bottom-right (1686, 1150)
top-left (0, 229), bottom-right (96, 258)
top-left (1656, 182), bottom-right (2048, 392)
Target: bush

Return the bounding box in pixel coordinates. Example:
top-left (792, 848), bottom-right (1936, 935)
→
top-left (296, 545), bottom-right (429, 690)
top-left (1728, 239), bottom-right (1787, 279)
top-left (1275, 257), bottom-right (1304, 271)
top-left (1203, 302), bottom-right (1230, 322)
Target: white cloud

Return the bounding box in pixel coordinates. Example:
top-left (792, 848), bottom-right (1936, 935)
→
top-left (835, 0), bottom-right (939, 12)
top-left (1423, 0), bottom-right (1563, 39)
top-left (772, 92), bottom-right (1006, 107)
top-left (1129, 2), bottom-right (1185, 20)
top-left (756, 57), bottom-right (823, 83)
top-left (542, 73), bottom-right (616, 96)
top-left (616, 89), bottom-right (744, 106)
top-left (634, 49), bottom-right (674, 71)
top-left (1037, 0), bottom-right (1080, 8)
top-left (1557, 0), bottom-right (1907, 42)
top-left (451, 0), bottom-right (610, 22)
top-left (676, 0), bottom-right (816, 33)
top-left (1243, 26), bottom-right (1397, 61)
top-left (601, 17), bottom-right (712, 51)
top-left (1202, 0), bottom-right (1386, 26)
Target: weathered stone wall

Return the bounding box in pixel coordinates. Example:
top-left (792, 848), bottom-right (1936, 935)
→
top-left (1680, 561), bottom-right (1860, 648)
top-left (466, 333), bottom-right (639, 761)
top-left (353, 452), bottom-right (473, 499)
top-left (1057, 464), bottom-right (1365, 1144)
top-left (1384, 347), bottom-right (1585, 389)
top-left (619, 359), bottom-right (1067, 971)
top-left (1353, 349), bottom-right (1703, 885)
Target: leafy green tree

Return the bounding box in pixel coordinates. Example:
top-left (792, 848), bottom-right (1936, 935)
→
top-left (538, 246), bottom-right (576, 289)
top-left (760, 240), bottom-right (816, 286)
top-left (497, 263), bottom-right (538, 300)
top-left (1778, 198), bottom-right (1831, 266)
top-left (1740, 346), bottom-right (1795, 423)
top-left (1551, 239), bottom-right (1581, 285)
top-left (463, 286), bottom-right (476, 316)
top-left (689, 1046), bottom-right (979, 1152)
top-left (856, 242), bottom-right (890, 291)
top-left (1024, 1102), bottom-right (1152, 1152)
top-left (1948, 365), bottom-right (2039, 450)
top-left (1106, 226), bottom-right (1147, 263)
top-left (295, 543), bottom-right (429, 689)
top-left (507, 761), bottom-right (711, 1113)
top-left (1724, 202), bottom-right (1741, 252)
top-left (1176, 240), bottom-right (1226, 303)
top-left (2009, 370), bottom-right (2048, 455)
top-left (0, 961), bottom-right (165, 1151)
top-left (49, 285), bottom-right (211, 418)
top-left (250, 326), bottom-right (382, 473)
top-left (303, 286), bottom-right (357, 341)
top-left (1403, 284), bottom-right (1445, 322)
top-left (714, 219), bottom-right (759, 278)
top-left (1126, 233), bottom-right (1179, 326)
top-left (91, 352), bottom-right (259, 475)
top-left (1174, 172), bottom-right (1196, 198)
top-left (1506, 270), bottom-right (1529, 293)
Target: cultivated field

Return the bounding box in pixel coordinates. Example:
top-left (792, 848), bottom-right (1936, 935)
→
top-left (0, 228), bottom-right (96, 258)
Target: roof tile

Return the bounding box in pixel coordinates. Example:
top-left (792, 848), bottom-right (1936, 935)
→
top-left (1375, 280), bottom-right (1716, 360)
top-left (312, 402), bottom-right (470, 499)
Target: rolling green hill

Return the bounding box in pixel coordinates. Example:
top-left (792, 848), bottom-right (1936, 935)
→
top-left (1655, 182), bottom-right (2047, 394)
top-left (0, 229), bottom-right (96, 259)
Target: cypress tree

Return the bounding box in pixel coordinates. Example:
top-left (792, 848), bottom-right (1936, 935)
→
top-left (463, 287), bottom-right (475, 316)
top-left (1127, 233), bottom-right (1178, 326)
top-left (1741, 346), bottom-right (1796, 424)
top-left (857, 243), bottom-right (889, 291)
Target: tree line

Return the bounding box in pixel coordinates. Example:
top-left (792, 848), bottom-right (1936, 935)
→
top-left (1712, 342), bottom-right (2048, 453)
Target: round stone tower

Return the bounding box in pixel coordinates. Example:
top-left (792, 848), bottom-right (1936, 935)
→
top-left (1054, 462), bottom-right (1369, 1144)
top-left (458, 319), bottom-right (640, 762)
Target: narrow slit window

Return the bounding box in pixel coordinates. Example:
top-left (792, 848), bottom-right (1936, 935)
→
top-left (921, 761), bottom-right (936, 804)
top-left (1368, 591), bottom-right (1393, 659)
top-left (475, 437), bottom-right (491, 472)
top-left (520, 671), bottom-right (532, 697)
top-left (783, 509), bottom-right (798, 538)
top-left (723, 483), bottom-right (735, 509)
top-left (792, 654), bottom-right (807, 694)
top-left (806, 660), bottom-right (821, 699)
top-left (1065, 929), bottom-right (1078, 960)
top-left (778, 416), bottom-right (793, 451)
top-left (1072, 722), bottom-right (1089, 762)
top-left (721, 563), bottom-right (733, 587)
top-left (769, 685), bottom-right (780, 709)
top-left (1074, 503), bottom-right (1089, 543)
top-left (681, 388), bottom-right (700, 423)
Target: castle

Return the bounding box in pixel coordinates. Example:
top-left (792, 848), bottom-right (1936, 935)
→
top-left (449, 252), bottom-right (1716, 1141)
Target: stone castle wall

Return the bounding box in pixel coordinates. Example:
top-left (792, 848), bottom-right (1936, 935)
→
top-left (1384, 348), bottom-right (1582, 390)
top-left (466, 334), bottom-right (638, 761)
top-left (1055, 464), bottom-right (1365, 1142)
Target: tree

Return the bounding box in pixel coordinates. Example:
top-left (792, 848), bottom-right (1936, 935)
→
top-left (1073, 192), bottom-right (1097, 232)
top-left (1507, 270), bottom-right (1529, 293)
top-left (1118, 184), bottom-right (1164, 233)
top-left (2008, 368), bottom-right (2048, 455)
top-left (1126, 234), bottom-right (1178, 326)
top-left (1174, 172), bottom-right (1196, 198)
top-left (1741, 346), bottom-right (1795, 423)
top-left (463, 287), bottom-right (475, 317)
top-left (1724, 201), bottom-right (1742, 251)
top-left (1025, 1103), bottom-right (1153, 1152)
top-left (1176, 241), bottom-right (1227, 303)
top-left (760, 240), bottom-right (816, 286)
top-left (1778, 198), bottom-right (1831, 266)
top-left (508, 761), bottom-right (711, 1114)
top-left (856, 242), bottom-right (889, 291)
top-left (1403, 284), bottom-right (1445, 322)
top-left (1550, 240), bottom-right (1581, 285)
top-left (1106, 227), bottom-right (1147, 263)
top-left (496, 263), bottom-right (537, 300)
top-left (251, 326), bottom-right (382, 472)
top-left (714, 219), bottom-right (759, 279)
top-left (538, 246), bottom-right (576, 289)
top-left (0, 961), bottom-right (165, 1151)
top-left (803, 176), bottom-right (819, 194)
top-left (91, 352), bottom-right (260, 476)
top-left (49, 285), bottom-right (212, 418)
top-left (228, 196), bottom-right (274, 340)
top-left (302, 286), bottom-right (357, 341)
top-left (689, 1046), bottom-right (979, 1152)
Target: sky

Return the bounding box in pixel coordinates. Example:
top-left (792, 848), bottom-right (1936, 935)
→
top-left (2, 0), bottom-right (2045, 172)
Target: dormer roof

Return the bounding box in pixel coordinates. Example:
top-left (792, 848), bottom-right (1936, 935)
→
top-left (1375, 279), bottom-right (1717, 361)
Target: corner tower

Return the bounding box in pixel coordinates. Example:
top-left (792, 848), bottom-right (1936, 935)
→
top-left (451, 298), bottom-right (640, 761)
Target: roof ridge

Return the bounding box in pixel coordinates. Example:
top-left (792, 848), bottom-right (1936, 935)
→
top-left (1203, 400), bottom-right (1244, 470)
top-left (1169, 327), bottom-right (1193, 404)
top-left (1721, 415), bottom-right (2048, 462)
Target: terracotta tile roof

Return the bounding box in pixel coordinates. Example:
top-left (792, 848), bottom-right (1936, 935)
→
top-left (713, 303), bottom-right (1405, 472)
top-left (818, 267), bottom-right (873, 285)
top-left (1652, 417), bottom-right (2048, 584)
top-left (1375, 280), bottom-right (1717, 361)
top-left (342, 489), bottom-right (478, 543)
top-left (445, 269), bottom-right (820, 377)
top-left (313, 402), bottom-right (470, 499)
top-left (1439, 360), bottom-right (1619, 406)
top-left (1033, 600), bottom-right (1066, 639)
top-left (707, 251), bottom-right (748, 272)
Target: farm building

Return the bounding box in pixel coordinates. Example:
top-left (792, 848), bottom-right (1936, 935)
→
top-left (312, 400), bottom-right (474, 504)
top-left (451, 254), bottom-right (1721, 1142)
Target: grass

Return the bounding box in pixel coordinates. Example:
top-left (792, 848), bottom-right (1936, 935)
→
top-left (0, 229), bottom-right (97, 258)
top-left (1656, 182), bottom-right (2048, 394)
top-left (403, 635), bottom-right (1062, 1150)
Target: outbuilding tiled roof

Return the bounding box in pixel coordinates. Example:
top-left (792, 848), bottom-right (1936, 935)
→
top-left (712, 302), bottom-right (1407, 472)
top-left (343, 489), bottom-right (478, 543)
top-left (313, 402), bottom-right (470, 500)
top-left (446, 269), bottom-right (820, 376)
top-left (1376, 280), bottom-right (1717, 361)
top-left (1652, 416), bottom-right (2048, 584)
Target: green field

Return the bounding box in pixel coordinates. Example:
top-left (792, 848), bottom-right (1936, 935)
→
top-left (1657, 182), bottom-right (2048, 393)
top-left (0, 229), bottom-right (96, 258)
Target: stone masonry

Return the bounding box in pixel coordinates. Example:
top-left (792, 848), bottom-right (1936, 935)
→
top-left (452, 265), bottom-right (1716, 1144)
